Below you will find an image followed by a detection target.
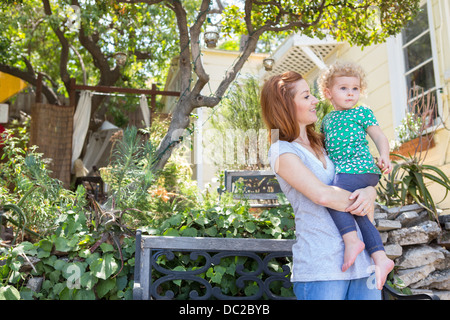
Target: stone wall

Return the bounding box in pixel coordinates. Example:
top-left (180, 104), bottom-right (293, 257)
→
top-left (374, 203), bottom-right (450, 300)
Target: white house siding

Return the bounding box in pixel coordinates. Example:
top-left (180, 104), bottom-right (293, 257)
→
top-left (196, 49), bottom-right (268, 190)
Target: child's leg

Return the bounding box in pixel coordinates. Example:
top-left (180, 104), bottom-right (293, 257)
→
top-left (327, 174), bottom-right (365, 272)
top-left (354, 214), bottom-right (393, 289)
top-left (352, 174), bottom-right (394, 289)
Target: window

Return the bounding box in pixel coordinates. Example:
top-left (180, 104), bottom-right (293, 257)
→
top-left (401, 3), bottom-right (440, 125)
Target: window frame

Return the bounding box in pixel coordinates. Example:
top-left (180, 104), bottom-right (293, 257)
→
top-left (387, 0), bottom-right (443, 134)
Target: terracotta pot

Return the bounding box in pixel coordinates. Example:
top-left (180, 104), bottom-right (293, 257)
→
top-left (390, 135), bottom-right (435, 160)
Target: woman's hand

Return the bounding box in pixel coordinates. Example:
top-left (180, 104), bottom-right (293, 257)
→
top-left (345, 186), bottom-right (377, 221)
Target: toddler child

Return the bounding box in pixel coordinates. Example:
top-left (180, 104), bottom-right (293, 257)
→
top-left (318, 61), bottom-right (394, 290)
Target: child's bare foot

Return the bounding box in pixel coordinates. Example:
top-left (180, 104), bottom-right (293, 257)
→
top-left (372, 252), bottom-right (395, 290)
top-left (342, 232), bottom-right (365, 272)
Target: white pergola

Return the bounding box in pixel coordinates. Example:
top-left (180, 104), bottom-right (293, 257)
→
top-left (260, 33), bottom-right (342, 80)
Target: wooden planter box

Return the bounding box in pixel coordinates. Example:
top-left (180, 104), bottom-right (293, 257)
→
top-left (390, 135), bottom-right (435, 160)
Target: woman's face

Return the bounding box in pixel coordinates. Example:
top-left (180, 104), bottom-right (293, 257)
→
top-left (292, 79), bottom-right (319, 127)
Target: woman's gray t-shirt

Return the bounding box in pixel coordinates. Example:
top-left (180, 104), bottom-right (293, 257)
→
top-left (269, 140), bottom-right (374, 282)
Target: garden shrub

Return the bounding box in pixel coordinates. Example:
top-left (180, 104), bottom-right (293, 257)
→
top-left (0, 125), bottom-right (295, 300)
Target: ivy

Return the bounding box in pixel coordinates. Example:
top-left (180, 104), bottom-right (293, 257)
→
top-left (0, 126), bottom-right (295, 299)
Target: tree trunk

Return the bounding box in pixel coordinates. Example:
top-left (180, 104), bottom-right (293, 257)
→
top-left (152, 25), bottom-right (260, 171)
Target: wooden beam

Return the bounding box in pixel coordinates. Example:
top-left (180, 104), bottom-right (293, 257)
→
top-left (72, 83), bottom-right (180, 97)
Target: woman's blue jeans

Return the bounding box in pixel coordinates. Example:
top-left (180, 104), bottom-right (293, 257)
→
top-left (293, 278), bottom-right (381, 300)
top-left (327, 173), bottom-right (385, 255)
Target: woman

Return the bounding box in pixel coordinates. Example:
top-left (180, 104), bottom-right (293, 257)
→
top-left (261, 71), bottom-right (381, 300)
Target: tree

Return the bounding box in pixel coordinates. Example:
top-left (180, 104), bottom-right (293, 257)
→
top-left (0, 0), bottom-right (421, 172)
top-left (130, 0), bottom-right (420, 171)
top-left (0, 0), bottom-right (180, 118)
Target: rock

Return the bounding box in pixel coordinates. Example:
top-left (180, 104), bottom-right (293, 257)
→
top-left (437, 230), bottom-right (450, 249)
top-left (433, 245), bottom-right (450, 270)
top-left (395, 211), bottom-right (419, 226)
top-left (438, 213), bottom-right (450, 225)
top-left (396, 263), bottom-right (435, 287)
top-left (19, 256), bottom-right (41, 273)
top-left (385, 203), bottom-right (423, 220)
top-left (374, 204), bottom-right (450, 298)
top-left (376, 219), bottom-right (401, 231)
top-left (395, 245), bottom-right (444, 269)
top-left (411, 269), bottom-right (450, 290)
top-left (388, 221), bottom-right (441, 246)
top-left (401, 210), bottom-right (429, 228)
top-left (385, 243), bottom-right (402, 259)
top-left (433, 290), bottom-right (450, 300)
top-left (380, 232), bottom-right (388, 244)
top-left (374, 211), bottom-right (387, 220)
top-left (26, 277), bottom-right (44, 293)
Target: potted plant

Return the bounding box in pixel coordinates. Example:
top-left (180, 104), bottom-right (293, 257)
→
top-left (390, 87), bottom-right (437, 160)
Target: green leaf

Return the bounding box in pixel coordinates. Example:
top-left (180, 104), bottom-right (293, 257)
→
top-left (244, 282), bottom-right (259, 297)
top-left (80, 272), bottom-right (98, 290)
top-left (270, 216), bottom-right (281, 227)
top-left (244, 221), bottom-right (256, 233)
top-left (116, 275), bottom-right (128, 292)
top-left (78, 235), bottom-right (95, 246)
top-left (0, 285), bottom-right (20, 300)
top-left (96, 278), bottom-right (116, 298)
top-left (207, 265), bottom-right (226, 284)
top-left (37, 249), bottom-right (51, 259)
top-left (19, 287), bottom-right (34, 300)
top-left (74, 289), bottom-right (96, 300)
top-left (180, 226), bottom-right (197, 237)
top-left (205, 227), bottom-right (218, 237)
top-left (90, 253), bottom-right (119, 280)
top-left (38, 239), bottom-right (53, 252)
top-left (172, 266), bottom-right (186, 286)
top-left (194, 216), bottom-right (209, 226)
top-left (163, 228), bottom-right (179, 237)
top-left (53, 259), bottom-right (67, 271)
top-left (54, 237), bottom-right (71, 252)
top-left (12, 241), bottom-right (36, 256)
top-left (100, 243), bottom-right (114, 253)
top-left (49, 270), bottom-right (61, 283)
top-left (59, 287), bottom-right (73, 300)
top-left (168, 214), bottom-right (183, 226)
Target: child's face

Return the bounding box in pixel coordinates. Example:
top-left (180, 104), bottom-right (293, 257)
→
top-left (324, 76), bottom-right (361, 111)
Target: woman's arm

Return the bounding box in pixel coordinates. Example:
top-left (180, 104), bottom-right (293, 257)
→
top-left (274, 153), bottom-right (375, 215)
top-left (347, 187), bottom-right (377, 221)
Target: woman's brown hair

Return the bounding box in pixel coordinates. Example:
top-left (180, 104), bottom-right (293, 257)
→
top-left (260, 71), bottom-right (324, 156)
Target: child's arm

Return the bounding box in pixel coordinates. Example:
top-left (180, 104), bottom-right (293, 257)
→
top-left (367, 125), bottom-right (392, 174)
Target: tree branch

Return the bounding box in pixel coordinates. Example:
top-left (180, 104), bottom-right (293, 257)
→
top-left (169, 0), bottom-right (191, 98)
top-left (41, 0), bottom-right (71, 92)
top-left (189, 0), bottom-right (211, 97)
top-left (0, 63), bottom-right (60, 105)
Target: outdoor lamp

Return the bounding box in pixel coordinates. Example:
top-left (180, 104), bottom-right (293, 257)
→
top-left (204, 25), bottom-right (220, 48)
top-left (114, 52), bottom-right (127, 66)
top-left (263, 57), bottom-right (275, 71)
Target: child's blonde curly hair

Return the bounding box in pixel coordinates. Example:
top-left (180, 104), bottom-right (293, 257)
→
top-left (317, 61), bottom-right (368, 100)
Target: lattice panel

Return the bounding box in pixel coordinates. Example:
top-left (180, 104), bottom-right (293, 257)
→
top-left (263, 42), bottom-right (339, 79)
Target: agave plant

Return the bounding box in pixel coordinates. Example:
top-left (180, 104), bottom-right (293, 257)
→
top-left (378, 153), bottom-right (450, 223)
